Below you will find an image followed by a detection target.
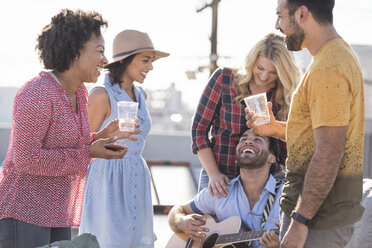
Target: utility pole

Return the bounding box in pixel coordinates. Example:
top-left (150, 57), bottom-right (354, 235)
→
top-left (197, 0), bottom-right (221, 75)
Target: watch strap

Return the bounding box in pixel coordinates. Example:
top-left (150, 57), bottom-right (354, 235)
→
top-left (290, 212), bottom-right (310, 226)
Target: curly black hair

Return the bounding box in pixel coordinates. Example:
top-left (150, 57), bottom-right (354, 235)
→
top-left (36, 9), bottom-right (108, 72)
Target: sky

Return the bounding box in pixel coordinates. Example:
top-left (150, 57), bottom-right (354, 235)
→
top-left (1, 0), bottom-right (372, 108)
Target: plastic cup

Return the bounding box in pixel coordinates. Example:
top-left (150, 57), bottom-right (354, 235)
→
top-left (244, 93), bottom-right (270, 126)
top-left (117, 101), bottom-right (138, 132)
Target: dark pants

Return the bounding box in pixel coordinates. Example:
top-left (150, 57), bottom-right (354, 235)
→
top-left (279, 210), bottom-right (354, 248)
top-left (0, 218), bottom-right (71, 248)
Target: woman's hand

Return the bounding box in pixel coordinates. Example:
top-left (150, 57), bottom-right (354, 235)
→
top-left (208, 172), bottom-right (230, 198)
top-left (89, 136), bottom-right (128, 159)
top-left (95, 119), bottom-right (141, 141)
top-left (245, 102), bottom-right (278, 138)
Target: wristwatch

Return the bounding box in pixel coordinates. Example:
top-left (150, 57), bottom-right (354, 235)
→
top-left (290, 212), bottom-right (310, 226)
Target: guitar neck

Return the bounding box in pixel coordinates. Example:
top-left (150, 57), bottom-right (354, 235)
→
top-left (215, 229), bottom-right (274, 245)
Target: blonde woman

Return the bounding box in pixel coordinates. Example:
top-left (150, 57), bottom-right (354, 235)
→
top-left (192, 33), bottom-right (300, 197)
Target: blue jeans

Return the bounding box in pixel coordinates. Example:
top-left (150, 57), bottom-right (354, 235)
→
top-left (197, 167), bottom-right (237, 192)
top-left (0, 218), bottom-right (71, 248)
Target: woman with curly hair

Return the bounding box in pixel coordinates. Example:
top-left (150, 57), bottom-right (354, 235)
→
top-left (192, 33), bottom-right (300, 197)
top-left (0, 9), bottom-right (137, 247)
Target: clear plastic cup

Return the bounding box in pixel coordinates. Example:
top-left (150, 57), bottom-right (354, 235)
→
top-left (117, 101), bottom-right (138, 131)
top-left (244, 93), bottom-right (270, 126)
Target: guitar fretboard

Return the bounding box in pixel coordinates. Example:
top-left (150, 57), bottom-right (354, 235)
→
top-left (215, 230), bottom-right (268, 245)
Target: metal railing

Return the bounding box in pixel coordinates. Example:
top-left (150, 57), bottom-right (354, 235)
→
top-left (146, 160), bottom-right (198, 214)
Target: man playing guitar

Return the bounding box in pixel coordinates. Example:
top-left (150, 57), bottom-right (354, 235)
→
top-left (168, 130), bottom-right (283, 248)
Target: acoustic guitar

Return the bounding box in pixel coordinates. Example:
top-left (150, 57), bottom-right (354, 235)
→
top-left (165, 215), bottom-right (278, 248)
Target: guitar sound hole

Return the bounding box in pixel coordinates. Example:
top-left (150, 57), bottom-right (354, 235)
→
top-left (201, 233), bottom-right (219, 248)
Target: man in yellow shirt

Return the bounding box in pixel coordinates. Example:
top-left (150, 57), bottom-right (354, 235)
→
top-left (246, 0), bottom-right (365, 247)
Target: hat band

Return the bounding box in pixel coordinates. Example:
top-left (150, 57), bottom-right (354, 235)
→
top-left (113, 47), bottom-right (154, 59)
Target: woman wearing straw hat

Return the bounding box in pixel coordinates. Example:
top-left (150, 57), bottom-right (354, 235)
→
top-left (79, 30), bottom-right (169, 247)
top-left (0, 9), bottom-right (138, 248)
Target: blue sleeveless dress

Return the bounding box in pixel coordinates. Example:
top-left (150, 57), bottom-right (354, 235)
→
top-left (80, 74), bottom-right (154, 248)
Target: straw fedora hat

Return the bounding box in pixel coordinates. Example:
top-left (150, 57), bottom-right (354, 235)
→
top-left (106, 30), bottom-right (169, 66)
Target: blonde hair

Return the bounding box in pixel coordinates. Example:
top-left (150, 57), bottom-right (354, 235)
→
top-left (235, 33), bottom-right (301, 121)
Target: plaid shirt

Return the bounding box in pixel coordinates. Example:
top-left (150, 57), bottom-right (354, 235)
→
top-left (192, 68), bottom-right (247, 176)
top-left (192, 68), bottom-right (286, 176)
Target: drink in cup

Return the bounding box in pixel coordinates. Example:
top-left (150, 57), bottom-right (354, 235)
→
top-left (117, 101), bottom-right (138, 132)
top-left (244, 93), bottom-right (270, 125)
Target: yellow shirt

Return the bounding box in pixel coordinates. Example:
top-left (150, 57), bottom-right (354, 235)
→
top-left (280, 39), bottom-right (365, 229)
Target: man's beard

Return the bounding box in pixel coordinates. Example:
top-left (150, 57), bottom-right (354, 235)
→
top-left (237, 149), bottom-right (269, 169)
top-left (285, 17), bottom-right (305, 51)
